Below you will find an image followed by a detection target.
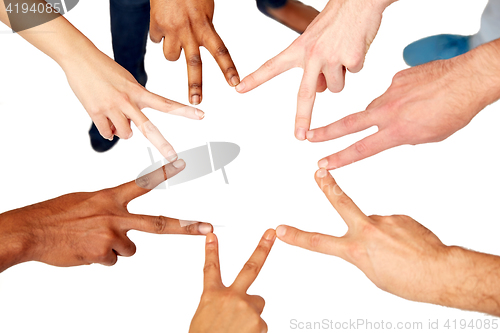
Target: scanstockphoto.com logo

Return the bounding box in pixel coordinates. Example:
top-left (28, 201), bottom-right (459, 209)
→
top-left (3, 0), bottom-right (79, 32)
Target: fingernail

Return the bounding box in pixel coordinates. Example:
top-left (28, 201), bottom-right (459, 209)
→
top-left (127, 132), bottom-right (133, 139)
top-left (172, 159), bottom-right (185, 169)
top-left (199, 223), bottom-right (213, 235)
top-left (276, 225), bottom-right (287, 238)
top-left (317, 168), bottom-right (327, 178)
top-left (107, 135), bottom-right (114, 141)
top-left (230, 76), bottom-right (240, 87)
top-left (235, 81), bottom-right (245, 92)
top-left (206, 233), bottom-right (216, 243)
top-left (191, 95), bottom-right (200, 105)
top-left (306, 131), bottom-right (314, 141)
top-left (264, 229), bottom-right (275, 241)
top-left (166, 150), bottom-right (178, 162)
top-left (195, 109), bottom-right (205, 119)
top-left (318, 159), bottom-right (328, 169)
top-left (296, 127), bottom-right (306, 141)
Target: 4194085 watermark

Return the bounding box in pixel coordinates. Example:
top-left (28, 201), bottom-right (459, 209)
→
top-left (290, 318), bottom-right (499, 330)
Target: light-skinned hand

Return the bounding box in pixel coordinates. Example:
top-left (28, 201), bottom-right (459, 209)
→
top-left (307, 49), bottom-right (500, 169)
top-left (236, 0), bottom-right (394, 140)
top-left (276, 169), bottom-right (500, 316)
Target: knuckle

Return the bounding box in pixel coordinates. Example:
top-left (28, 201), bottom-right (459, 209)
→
top-left (329, 82), bottom-right (344, 93)
top-left (189, 82), bottom-right (202, 90)
top-left (95, 249), bottom-right (111, 263)
top-left (254, 244), bottom-right (270, 255)
top-left (235, 297), bottom-right (251, 310)
top-left (188, 54), bottom-right (202, 67)
top-left (224, 66), bottom-right (236, 75)
top-left (298, 86), bottom-right (315, 100)
top-left (344, 53), bottom-right (363, 71)
top-left (185, 223), bottom-right (198, 234)
top-left (136, 175), bottom-right (150, 189)
top-left (215, 45), bottom-right (229, 57)
top-left (87, 107), bottom-right (100, 117)
top-left (263, 59), bottom-right (275, 72)
top-left (345, 242), bottom-right (365, 262)
top-left (203, 261), bottom-right (219, 274)
top-left (336, 195), bottom-right (354, 209)
top-left (256, 295), bottom-right (265, 308)
top-left (152, 216), bottom-right (167, 233)
top-left (126, 242), bottom-right (137, 256)
top-left (353, 140), bottom-right (369, 156)
top-left (308, 233), bottom-right (322, 250)
top-left (99, 129), bottom-right (113, 139)
top-left (242, 261), bottom-right (260, 275)
top-left (342, 114), bottom-right (358, 130)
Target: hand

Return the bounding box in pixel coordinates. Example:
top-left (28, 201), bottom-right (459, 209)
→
top-left (189, 229), bottom-right (276, 333)
top-left (308, 56), bottom-right (493, 170)
top-left (237, 0), bottom-right (392, 140)
top-left (63, 48), bottom-right (204, 162)
top-left (0, 160), bottom-right (213, 272)
top-left (150, 0), bottom-right (239, 105)
top-left (276, 169), bottom-right (454, 306)
top-left (276, 169), bottom-right (500, 315)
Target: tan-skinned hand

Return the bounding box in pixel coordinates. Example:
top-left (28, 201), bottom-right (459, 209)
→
top-left (189, 229), bottom-right (276, 333)
top-left (276, 169), bottom-right (500, 316)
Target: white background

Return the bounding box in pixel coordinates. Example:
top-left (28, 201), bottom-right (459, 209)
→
top-left (1, 0), bottom-right (499, 332)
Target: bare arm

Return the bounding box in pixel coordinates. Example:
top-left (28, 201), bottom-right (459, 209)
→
top-left (0, 1), bottom-right (204, 161)
top-left (0, 161), bottom-right (212, 273)
top-left (309, 37), bottom-right (500, 170)
top-left (277, 170), bottom-right (500, 316)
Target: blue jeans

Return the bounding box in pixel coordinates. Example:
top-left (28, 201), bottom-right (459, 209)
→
top-left (109, 0), bottom-right (150, 86)
top-left (256, 0), bottom-right (287, 17)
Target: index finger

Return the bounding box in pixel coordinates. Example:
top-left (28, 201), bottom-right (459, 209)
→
top-left (113, 159), bottom-right (186, 205)
top-left (295, 63), bottom-right (321, 140)
top-left (204, 30), bottom-right (240, 87)
top-left (129, 112), bottom-right (177, 163)
top-left (231, 229), bottom-right (276, 293)
top-left (235, 49), bottom-right (295, 93)
top-left (314, 169), bottom-right (366, 228)
top-left (204, 233), bottom-right (223, 290)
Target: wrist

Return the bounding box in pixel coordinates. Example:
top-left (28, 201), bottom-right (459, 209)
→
top-left (0, 213), bottom-right (33, 273)
top-left (368, 0), bottom-right (396, 13)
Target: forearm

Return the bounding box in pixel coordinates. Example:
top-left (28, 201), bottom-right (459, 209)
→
top-left (0, 0), bottom-right (100, 70)
top-left (457, 38), bottom-right (500, 110)
top-left (437, 246), bottom-right (500, 316)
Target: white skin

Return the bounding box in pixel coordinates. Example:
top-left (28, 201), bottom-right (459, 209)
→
top-left (236, 0), bottom-right (394, 140)
top-left (149, 0), bottom-right (239, 105)
top-left (276, 169), bottom-right (500, 316)
top-left (310, 39), bottom-right (500, 170)
top-left (0, 1), bottom-right (204, 161)
top-left (237, 0), bottom-right (500, 171)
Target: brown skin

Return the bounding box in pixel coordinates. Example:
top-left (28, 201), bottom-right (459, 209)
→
top-left (189, 230), bottom-right (276, 333)
top-left (0, 162), bottom-right (212, 272)
top-left (265, 0), bottom-right (320, 34)
top-left (309, 38), bottom-right (500, 170)
top-left (150, 0), bottom-right (239, 105)
top-left (277, 169), bottom-right (500, 316)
